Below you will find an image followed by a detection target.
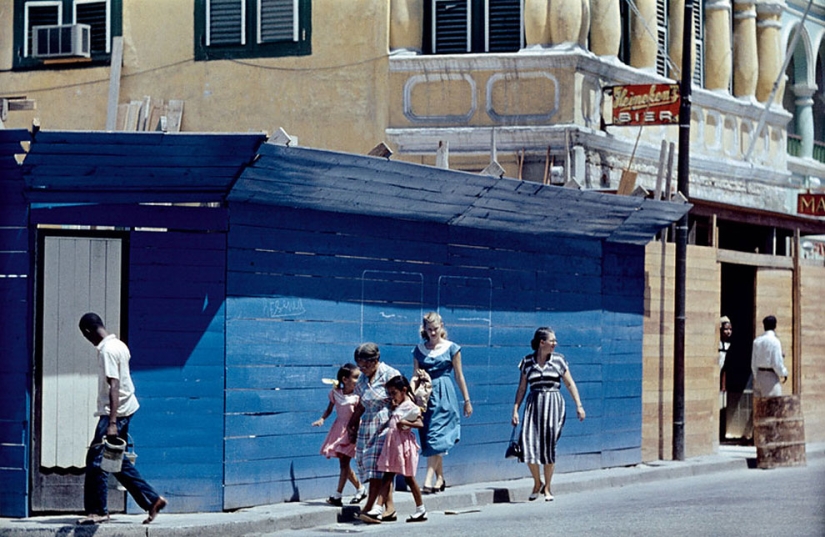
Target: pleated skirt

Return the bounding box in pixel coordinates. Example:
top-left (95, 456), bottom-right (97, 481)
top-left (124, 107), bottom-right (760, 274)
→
top-left (519, 389), bottom-right (566, 465)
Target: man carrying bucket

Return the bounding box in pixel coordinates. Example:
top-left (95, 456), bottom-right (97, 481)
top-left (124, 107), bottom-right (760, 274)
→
top-left (77, 312), bottom-right (167, 525)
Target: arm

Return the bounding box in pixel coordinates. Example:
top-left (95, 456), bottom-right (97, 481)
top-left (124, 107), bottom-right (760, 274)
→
top-left (562, 370), bottom-right (586, 421)
top-left (347, 402), bottom-right (365, 442)
top-left (452, 350), bottom-right (473, 417)
top-left (107, 377), bottom-right (120, 436)
top-left (772, 339), bottom-right (788, 380)
top-left (399, 416), bottom-right (424, 429)
top-left (312, 401), bottom-right (335, 427)
top-left (511, 372), bottom-right (527, 426)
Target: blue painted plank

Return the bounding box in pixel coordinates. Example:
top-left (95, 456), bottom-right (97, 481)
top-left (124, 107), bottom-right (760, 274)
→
top-left (225, 387), bottom-right (329, 414)
top-left (30, 204), bottom-right (228, 231)
top-left (0, 444), bottom-right (26, 469)
top-left (0, 469), bottom-right (27, 518)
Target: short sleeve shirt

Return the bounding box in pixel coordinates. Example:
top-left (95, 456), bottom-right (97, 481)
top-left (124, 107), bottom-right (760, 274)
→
top-left (96, 334), bottom-right (140, 417)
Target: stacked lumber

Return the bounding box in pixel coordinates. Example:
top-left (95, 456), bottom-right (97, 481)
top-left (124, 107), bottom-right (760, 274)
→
top-left (115, 97), bottom-right (183, 132)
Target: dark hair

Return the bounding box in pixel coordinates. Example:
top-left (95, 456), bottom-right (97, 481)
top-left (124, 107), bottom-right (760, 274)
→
top-left (337, 363), bottom-right (359, 388)
top-left (763, 315), bottom-right (777, 331)
top-left (385, 374), bottom-right (412, 395)
top-left (79, 312), bottom-right (105, 333)
top-left (531, 327), bottom-right (555, 351)
top-left (354, 342), bottom-right (380, 362)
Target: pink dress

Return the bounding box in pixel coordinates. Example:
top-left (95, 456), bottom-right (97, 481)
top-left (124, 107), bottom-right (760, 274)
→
top-left (377, 399), bottom-right (421, 476)
top-left (320, 389), bottom-right (359, 459)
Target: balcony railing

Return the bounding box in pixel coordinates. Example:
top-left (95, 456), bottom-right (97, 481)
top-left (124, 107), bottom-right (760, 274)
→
top-left (787, 134), bottom-right (825, 164)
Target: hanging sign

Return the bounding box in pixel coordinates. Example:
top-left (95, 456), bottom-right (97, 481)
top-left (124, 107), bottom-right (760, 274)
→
top-left (798, 193), bottom-right (825, 216)
top-left (607, 84), bottom-right (681, 126)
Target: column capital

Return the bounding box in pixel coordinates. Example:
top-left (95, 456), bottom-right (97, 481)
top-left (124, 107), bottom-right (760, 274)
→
top-left (756, 0), bottom-right (785, 17)
top-left (705, 0), bottom-right (732, 12)
top-left (792, 83), bottom-right (817, 99)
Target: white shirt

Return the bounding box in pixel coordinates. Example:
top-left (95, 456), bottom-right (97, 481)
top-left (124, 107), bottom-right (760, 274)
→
top-left (96, 334), bottom-right (140, 417)
top-left (751, 330), bottom-right (787, 381)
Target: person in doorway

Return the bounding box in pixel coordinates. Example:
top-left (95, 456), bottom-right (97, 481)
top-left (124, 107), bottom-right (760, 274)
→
top-left (511, 327), bottom-right (585, 501)
top-left (77, 313), bottom-right (167, 525)
top-left (751, 315), bottom-right (788, 397)
top-left (412, 312), bottom-right (472, 494)
top-left (719, 316), bottom-right (733, 371)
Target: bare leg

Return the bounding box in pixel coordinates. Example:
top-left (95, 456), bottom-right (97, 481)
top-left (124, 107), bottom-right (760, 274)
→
top-left (336, 457), bottom-right (349, 494)
top-left (527, 463), bottom-right (543, 493)
top-left (423, 457), bottom-right (437, 488)
top-left (383, 476), bottom-right (395, 515)
top-left (433, 455), bottom-right (445, 488)
top-left (405, 476), bottom-right (424, 507)
top-left (543, 463), bottom-right (555, 498)
top-left (347, 466), bottom-right (362, 491)
top-left (361, 478), bottom-right (383, 513)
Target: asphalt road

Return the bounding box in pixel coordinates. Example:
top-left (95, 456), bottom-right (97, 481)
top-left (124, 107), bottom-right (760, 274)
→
top-left (270, 456), bottom-right (825, 537)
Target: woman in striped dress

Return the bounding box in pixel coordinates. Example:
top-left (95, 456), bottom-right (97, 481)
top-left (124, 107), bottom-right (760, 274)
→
top-left (511, 327), bottom-right (586, 501)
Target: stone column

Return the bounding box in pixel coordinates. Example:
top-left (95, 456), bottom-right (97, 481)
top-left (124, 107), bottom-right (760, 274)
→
top-left (389, 0), bottom-right (423, 53)
top-left (793, 83), bottom-right (816, 159)
top-left (524, 0), bottom-right (551, 47)
top-left (630, 0), bottom-right (658, 70)
top-left (733, 0), bottom-right (759, 99)
top-left (756, 0), bottom-right (785, 103)
top-left (668, 0), bottom-right (694, 81)
top-left (590, 0), bottom-right (621, 56)
top-left (704, 0), bottom-right (733, 91)
top-left (549, 0), bottom-right (584, 45)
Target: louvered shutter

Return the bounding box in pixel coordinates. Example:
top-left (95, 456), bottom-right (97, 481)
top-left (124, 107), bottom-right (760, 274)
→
top-left (487, 0), bottom-right (521, 52)
top-left (76, 0), bottom-right (109, 54)
top-left (433, 0), bottom-right (470, 53)
top-left (26, 3), bottom-right (60, 57)
top-left (693, 0), bottom-right (704, 87)
top-left (655, 0), bottom-right (668, 77)
top-left (208, 0), bottom-right (245, 45)
top-left (259, 0), bottom-right (297, 43)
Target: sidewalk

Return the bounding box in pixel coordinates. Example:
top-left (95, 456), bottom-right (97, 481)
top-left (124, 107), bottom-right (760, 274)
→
top-left (3, 443), bottom-right (822, 537)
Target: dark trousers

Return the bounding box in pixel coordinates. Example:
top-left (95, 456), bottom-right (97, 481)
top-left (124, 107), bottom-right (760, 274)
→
top-left (84, 413), bottom-right (160, 515)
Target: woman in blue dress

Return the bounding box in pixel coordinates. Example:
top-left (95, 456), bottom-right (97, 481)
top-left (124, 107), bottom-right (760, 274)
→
top-left (412, 312), bottom-right (472, 493)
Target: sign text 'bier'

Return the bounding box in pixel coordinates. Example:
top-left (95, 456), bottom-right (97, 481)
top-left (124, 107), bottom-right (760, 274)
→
top-left (610, 84), bottom-right (681, 126)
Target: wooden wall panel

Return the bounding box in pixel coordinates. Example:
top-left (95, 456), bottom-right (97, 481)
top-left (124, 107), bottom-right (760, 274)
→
top-left (642, 243), bottom-right (720, 461)
top-left (223, 203), bottom-right (644, 510)
top-left (0, 150), bottom-right (30, 517)
top-left (126, 229), bottom-right (227, 513)
top-left (800, 264), bottom-right (825, 442)
top-left (755, 268), bottom-right (794, 383)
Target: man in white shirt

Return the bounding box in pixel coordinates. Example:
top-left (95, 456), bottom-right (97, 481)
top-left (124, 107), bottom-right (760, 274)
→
top-left (78, 313), bottom-right (167, 525)
top-left (751, 315), bottom-right (788, 398)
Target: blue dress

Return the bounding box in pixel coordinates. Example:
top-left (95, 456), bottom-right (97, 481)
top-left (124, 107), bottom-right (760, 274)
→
top-left (413, 340), bottom-right (461, 457)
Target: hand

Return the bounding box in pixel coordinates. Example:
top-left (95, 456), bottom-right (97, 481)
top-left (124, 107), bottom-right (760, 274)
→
top-left (464, 400), bottom-right (473, 418)
top-left (312, 418), bottom-right (324, 427)
top-left (576, 405), bottom-right (586, 421)
top-left (106, 422), bottom-right (118, 437)
top-left (511, 412), bottom-right (519, 426)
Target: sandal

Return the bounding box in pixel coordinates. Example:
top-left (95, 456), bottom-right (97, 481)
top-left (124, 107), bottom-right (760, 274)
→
top-left (382, 511), bottom-right (397, 522)
top-left (407, 511), bottom-right (428, 523)
top-left (358, 510), bottom-right (383, 524)
top-left (350, 488), bottom-right (367, 504)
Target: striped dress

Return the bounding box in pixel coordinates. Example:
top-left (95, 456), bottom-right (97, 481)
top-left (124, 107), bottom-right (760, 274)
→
top-left (354, 362), bottom-right (400, 481)
top-left (518, 352), bottom-right (568, 465)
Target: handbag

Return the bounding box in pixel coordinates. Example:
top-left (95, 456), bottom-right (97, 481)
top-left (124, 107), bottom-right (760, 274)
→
top-left (505, 425), bottom-right (522, 460)
top-left (411, 368), bottom-right (432, 411)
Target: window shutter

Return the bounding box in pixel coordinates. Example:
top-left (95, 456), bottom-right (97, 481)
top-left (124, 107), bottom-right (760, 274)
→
top-left (259, 0), bottom-right (297, 43)
top-left (486, 0), bottom-right (521, 52)
top-left (26, 3), bottom-right (60, 57)
top-left (433, 0), bottom-right (470, 53)
top-left (655, 0), bottom-right (668, 77)
top-left (208, 0), bottom-right (245, 46)
top-left (692, 0), bottom-right (704, 87)
top-left (75, 1), bottom-right (109, 54)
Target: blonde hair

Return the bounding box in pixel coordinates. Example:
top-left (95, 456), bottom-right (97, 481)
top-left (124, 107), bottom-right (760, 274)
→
top-left (420, 311), bottom-right (448, 341)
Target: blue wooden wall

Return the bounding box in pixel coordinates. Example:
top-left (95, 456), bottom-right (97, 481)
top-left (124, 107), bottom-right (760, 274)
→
top-left (26, 204), bottom-right (229, 515)
top-left (224, 202), bottom-right (647, 509)
top-left (0, 130), bottom-right (32, 517)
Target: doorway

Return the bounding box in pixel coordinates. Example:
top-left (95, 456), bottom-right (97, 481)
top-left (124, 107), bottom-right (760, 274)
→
top-left (31, 231), bottom-right (127, 513)
top-left (719, 262), bottom-right (755, 444)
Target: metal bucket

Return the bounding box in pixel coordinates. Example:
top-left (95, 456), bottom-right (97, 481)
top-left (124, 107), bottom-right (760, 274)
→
top-left (101, 436), bottom-right (127, 473)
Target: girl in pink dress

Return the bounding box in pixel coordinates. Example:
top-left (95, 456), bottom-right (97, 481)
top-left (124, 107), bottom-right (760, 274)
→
top-left (313, 364), bottom-right (367, 506)
top-left (375, 375), bottom-right (427, 523)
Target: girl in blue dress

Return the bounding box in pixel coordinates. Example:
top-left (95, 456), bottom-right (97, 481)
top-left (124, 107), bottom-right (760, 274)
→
top-left (412, 312), bottom-right (472, 493)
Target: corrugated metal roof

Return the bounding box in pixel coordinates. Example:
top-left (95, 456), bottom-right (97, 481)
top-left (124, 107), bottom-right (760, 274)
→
top-left (229, 142), bottom-right (690, 245)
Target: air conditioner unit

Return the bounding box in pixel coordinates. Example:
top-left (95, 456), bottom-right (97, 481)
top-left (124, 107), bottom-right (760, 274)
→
top-left (31, 24), bottom-right (91, 59)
